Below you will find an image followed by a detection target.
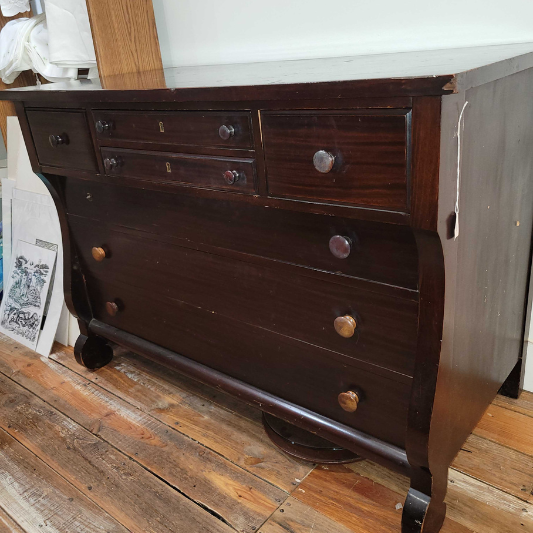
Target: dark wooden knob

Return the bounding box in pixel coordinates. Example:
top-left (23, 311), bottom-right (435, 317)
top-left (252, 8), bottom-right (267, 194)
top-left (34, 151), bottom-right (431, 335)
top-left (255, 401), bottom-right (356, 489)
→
top-left (104, 157), bottom-right (120, 171)
top-left (313, 150), bottom-right (335, 173)
top-left (105, 301), bottom-right (119, 316)
top-left (338, 391), bottom-right (360, 412)
top-left (49, 134), bottom-right (67, 147)
top-left (95, 120), bottom-right (112, 133)
top-left (329, 235), bottom-right (351, 259)
top-left (223, 170), bottom-right (241, 185)
top-left (334, 315), bottom-right (357, 338)
top-left (91, 247), bottom-right (106, 262)
top-left (219, 125), bottom-right (235, 140)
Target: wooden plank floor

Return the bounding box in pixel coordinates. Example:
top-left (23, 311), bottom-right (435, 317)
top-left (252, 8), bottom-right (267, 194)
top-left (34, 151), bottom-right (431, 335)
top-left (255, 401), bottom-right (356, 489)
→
top-left (0, 334), bottom-right (532, 533)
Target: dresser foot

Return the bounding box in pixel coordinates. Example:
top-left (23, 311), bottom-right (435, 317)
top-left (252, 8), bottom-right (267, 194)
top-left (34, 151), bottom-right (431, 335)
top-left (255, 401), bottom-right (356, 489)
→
top-left (74, 334), bottom-right (114, 370)
top-left (402, 488), bottom-right (446, 533)
top-left (262, 413), bottom-right (362, 464)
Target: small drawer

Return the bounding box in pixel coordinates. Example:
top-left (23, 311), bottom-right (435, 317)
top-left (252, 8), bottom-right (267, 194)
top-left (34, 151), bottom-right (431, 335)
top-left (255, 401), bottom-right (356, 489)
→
top-left (262, 111), bottom-right (409, 210)
top-left (26, 109), bottom-right (98, 171)
top-left (92, 110), bottom-right (253, 149)
top-left (69, 218), bottom-right (419, 375)
top-left (86, 278), bottom-right (412, 447)
top-left (101, 148), bottom-right (256, 193)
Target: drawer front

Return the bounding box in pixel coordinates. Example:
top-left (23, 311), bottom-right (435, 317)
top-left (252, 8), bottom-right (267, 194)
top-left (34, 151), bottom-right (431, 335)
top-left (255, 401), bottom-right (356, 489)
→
top-left (262, 111), bottom-right (409, 210)
top-left (100, 148), bottom-right (256, 193)
top-left (70, 218), bottom-right (419, 375)
top-left (26, 109), bottom-right (98, 171)
top-left (92, 110), bottom-right (253, 149)
top-left (64, 179), bottom-right (419, 290)
top-left (87, 279), bottom-right (411, 447)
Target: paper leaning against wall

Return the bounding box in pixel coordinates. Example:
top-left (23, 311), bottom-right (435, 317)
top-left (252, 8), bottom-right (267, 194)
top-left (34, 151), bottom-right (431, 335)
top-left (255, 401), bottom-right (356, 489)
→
top-left (0, 240), bottom-right (56, 350)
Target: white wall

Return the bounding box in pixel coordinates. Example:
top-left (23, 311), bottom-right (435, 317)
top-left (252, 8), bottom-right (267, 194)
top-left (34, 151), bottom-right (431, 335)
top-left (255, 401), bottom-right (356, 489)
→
top-left (152, 0), bottom-right (533, 68)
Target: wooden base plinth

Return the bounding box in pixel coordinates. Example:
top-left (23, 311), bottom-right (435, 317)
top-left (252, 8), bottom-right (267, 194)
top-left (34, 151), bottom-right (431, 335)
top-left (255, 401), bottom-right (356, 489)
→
top-left (262, 412), bottom-right (363, 464)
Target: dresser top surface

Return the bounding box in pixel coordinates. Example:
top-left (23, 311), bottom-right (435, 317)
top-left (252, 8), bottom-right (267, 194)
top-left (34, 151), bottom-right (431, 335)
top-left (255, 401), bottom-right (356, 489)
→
top-left (3, 42), bottom-right (533, 102)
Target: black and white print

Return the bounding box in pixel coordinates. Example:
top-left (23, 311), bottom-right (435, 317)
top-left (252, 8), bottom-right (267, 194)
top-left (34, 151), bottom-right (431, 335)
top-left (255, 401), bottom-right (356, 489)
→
top-left (0, 240), bottom-right (57, 349)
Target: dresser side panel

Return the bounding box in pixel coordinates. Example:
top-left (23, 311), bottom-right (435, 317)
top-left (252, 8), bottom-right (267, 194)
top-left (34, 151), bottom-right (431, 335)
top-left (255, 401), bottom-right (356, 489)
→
top-left (430, 68), bottom-right (533, 471)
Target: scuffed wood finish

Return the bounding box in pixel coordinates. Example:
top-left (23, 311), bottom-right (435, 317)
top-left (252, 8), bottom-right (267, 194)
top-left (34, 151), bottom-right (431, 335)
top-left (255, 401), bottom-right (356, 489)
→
top-left (0, 341), bottom-right (286, 533)
top-left (473, 404), bottom-right (533, 457)
top-left (85, 0), bottom-right (164, 90)
top-left (452, 434), bottom-right (533, 503)
top-left (0, 373), bottom-right (234, 533)
top-left (50, 343), bottom-right (313, 493)
top-left (493, 389), bottom-right (533, 416)
top-left (0, 428), bottom-right (126, 533)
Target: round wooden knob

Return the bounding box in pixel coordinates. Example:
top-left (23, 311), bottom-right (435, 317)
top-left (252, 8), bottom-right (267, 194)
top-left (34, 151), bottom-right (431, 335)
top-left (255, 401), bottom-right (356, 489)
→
top-left (219, 125), bottom-right (235, 140)
top-left (334, 315), bottom-right (357, 338)
top-left (95, 120), bottom-right (112, 133)
top-left (49, 134), bottom-right (67, 147)
top-left (313, 150), bottom-right (335, 173)
top-left (338, 391), bottom-right (360, 412)
top-left (91, 247), bottom-right (106, 262)
top-left (105, 301), bottom-right (119, 317)
top-left (223, 170), bottom-right (241, 185)
top-left (329, 235), bottom-right (351, 259)
top-left (104, 157), bottom-right (120, 171)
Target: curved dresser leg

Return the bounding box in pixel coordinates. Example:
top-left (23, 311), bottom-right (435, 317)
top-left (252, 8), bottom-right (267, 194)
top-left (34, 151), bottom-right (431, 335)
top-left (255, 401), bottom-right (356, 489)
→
top-left (401, 471), bottom-right (447, 533)
top-left (74, 333), bottom-right (114, 370)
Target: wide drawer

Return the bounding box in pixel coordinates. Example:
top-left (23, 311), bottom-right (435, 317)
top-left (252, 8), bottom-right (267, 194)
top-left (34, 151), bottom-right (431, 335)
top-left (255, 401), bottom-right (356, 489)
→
top-left (70, 218), bottom-right (419, 375)
top-left (92, 110), bottom-right (254, 149)
top-left (26, 109), bottom-right (98, 171)
top-left (262, 111), bottom-right (409, 210)
top-left (100, 147), bottom-right (256, 193)
top-left (86, 278), bottom-right (412, 447)
top-left (64, 179), bottom-right (419, 290)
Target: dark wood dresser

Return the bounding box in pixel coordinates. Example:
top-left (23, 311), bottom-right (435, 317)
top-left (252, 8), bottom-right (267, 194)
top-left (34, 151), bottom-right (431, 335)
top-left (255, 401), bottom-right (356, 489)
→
top-left (3, 44), bottom-right (533, 533)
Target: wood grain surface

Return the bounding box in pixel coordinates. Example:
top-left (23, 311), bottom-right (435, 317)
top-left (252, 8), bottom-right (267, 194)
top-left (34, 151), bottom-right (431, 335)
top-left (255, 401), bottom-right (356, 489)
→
top-left (0, 335), bottom-right (532, 533)
top-left (85, 0), bottom-right (165, 90)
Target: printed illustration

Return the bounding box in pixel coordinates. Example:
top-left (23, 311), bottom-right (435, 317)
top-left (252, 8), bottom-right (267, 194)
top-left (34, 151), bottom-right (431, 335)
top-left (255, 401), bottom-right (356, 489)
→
top-left (0, 240), bottom-right (57, 349)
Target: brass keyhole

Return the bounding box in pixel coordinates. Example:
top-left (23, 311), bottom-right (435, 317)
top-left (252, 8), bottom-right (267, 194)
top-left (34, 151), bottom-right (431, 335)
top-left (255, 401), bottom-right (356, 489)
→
top-left (159, 121), bottom-right (165, 133)
top-left (166, 162), bottom-right (171, 173)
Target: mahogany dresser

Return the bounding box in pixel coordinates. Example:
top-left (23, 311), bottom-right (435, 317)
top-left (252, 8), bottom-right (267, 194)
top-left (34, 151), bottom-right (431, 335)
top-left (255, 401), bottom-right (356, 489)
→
top-left (3, 44), bottom-right (533, 533)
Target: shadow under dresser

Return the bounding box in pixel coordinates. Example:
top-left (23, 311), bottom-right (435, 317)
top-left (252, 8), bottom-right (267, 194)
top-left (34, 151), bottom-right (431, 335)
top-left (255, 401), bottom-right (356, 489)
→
top-left (3, 43), bottom-right (533, 533)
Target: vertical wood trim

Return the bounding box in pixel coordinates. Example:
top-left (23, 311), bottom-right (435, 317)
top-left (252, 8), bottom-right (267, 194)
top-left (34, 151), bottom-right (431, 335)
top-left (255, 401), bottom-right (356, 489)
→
top-left (410, 96), bottom-right (442, 231)
top-left (85, 0), bottom-right (165, 90)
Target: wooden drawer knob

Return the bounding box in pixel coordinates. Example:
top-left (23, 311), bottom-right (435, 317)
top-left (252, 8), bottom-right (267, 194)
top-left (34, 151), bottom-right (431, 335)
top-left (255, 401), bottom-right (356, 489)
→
top-left (329, 235), bottom-right (351, 259)
top-left (338, 391), bottom-right (360, 412)
top-left (334, 315), bottom-right (357, 338)
top-left (104, 157), bottom-right (121, 171)
top-left (223, 170), bottom-right (241, 185)
top-left (49, 134), bottom-right (67, 147)
top-left (91, 247), bottom-right (106, 262)
top-left (95, 120), bottom-right (113, 133)
top-left (219, 124), bottom-right (235, 140)
top-left (313, 150), bottom-right (335, 173)
top-left (105, 301), bottom-right (119, 317)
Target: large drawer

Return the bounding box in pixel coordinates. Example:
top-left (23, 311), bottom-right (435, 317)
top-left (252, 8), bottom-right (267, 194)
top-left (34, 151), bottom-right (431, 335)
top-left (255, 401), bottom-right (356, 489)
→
top-left (26, 109), bottom-right (98, 171)
top-left (86, 278), bottom-right (412, 448)
top-left (70, 218), bottom-right (419, 376)
top-left (262, 111), bottom-right (409, 210)
top-left (100, 147), bottom-right (256, 193)
top-left (63, 179), bottom-right (419, 290)
top-left (92, 110), bottom-right (254, 149)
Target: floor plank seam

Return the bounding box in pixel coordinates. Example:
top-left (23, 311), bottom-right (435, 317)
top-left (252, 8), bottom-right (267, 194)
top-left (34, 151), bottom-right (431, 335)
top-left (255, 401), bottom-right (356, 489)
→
top-left (449, 465), bottom-right (533, 503)
top-left (46, 351), bottom-right (304, 495)
top-left (0, 501), bottom-right (28, 533)
top-left (471, 431), bottom-right (533, 459)
top-left (0, 426), bottom-right (126, 532)
top-left (0, 365), bottom-right (249, 532)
